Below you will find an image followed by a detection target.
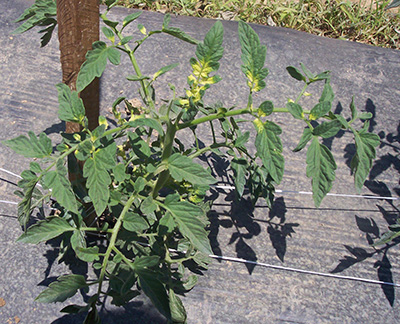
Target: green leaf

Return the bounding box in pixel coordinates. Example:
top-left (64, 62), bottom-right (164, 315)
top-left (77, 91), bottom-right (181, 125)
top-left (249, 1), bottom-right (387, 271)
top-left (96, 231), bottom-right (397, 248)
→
top-left (3, 131), bottom-right (52, 158)
top-left (238, 21), bottom-right (269, 92)
top-left (309, 101), bottom-right (331, 120)
top-left (137, 270), bottom-right (171, 320)
top-left (133, 256), bottom-right (160, 270)
top-left (351, 126), bottom-right (380, 191)
top-left (17, 217), bottom-right (74, 244)
top-left (167, 153), bottom-right (216, 185)
top-left (128, 118), bottom-right (164, 136)
top-left (286, 66), bottom-right (306, 82)
top-left (77, 41), bottom-right (121, 92)
top-left (313, 120), bottom-right (342, 138)
top-left (83, 144), bottom-right (116, 216)
top-left (153, 63), bottom-right (179, 81)
top-left (196, 21), bottom-right (224, 65)
top-left (113, 163), bottom-right (128, 183)
top-left (12, 0), bottom-right (57, 47)
top-left (286, 102), bottom-right (303, 120)
top-left (123, 212), bottom-right (149, 233)
top-left (122, 12), bottom-right (142, 29)
top-left (387, 0), bottom-right (400, 9)
top-left (43, 160), bottom-right (78, 214)
top-left (70, 231), bottom-right (100, 262)
top-left (300, 63), bottom-right (314, 80)
top-left (164, 200), bottom-right (212, 255)
top-left (119, 36), bottom-right (134, 45)
top-left (35, 275), bottom-right (88, 303)
top-left (293, 127), bottom-right (313, 152)
top-left (16, 178), bottom-right (39, 229)
top-left (231, 158), bottom-right (247, 197)
top-left (169, 289), bottom-right (187, 323)
top-left (253, 119), bottom-right (284, 184)
top-left (350, 97), bottom-right (357, 120)
top-left (126, 75), bottom-right (150, 82)
top-left (102, 26), bottom-right (115, 43)
top-left (306, 137), bottom-right (337, 207)
top-left (258, 101), bottom-right (273, 117)
top-left (162, 14), bottom-right (199, 45)
top-left (373, 231), bottom-right (400, 246)
top-left (159, 212), bottom-right (176, 235)
top-left (319, 80), bottom-right (334, 104)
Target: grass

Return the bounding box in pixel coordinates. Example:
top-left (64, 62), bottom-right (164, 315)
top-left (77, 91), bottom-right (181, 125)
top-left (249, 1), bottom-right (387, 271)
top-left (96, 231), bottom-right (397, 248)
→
top-left (112, 0), bottom-right (400, 49)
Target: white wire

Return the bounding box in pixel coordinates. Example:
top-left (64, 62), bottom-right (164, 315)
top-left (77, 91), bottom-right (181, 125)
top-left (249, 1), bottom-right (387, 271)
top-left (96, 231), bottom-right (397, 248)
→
top-left (0, 200), bottom-right (18, 205)
top-left (213, 184), bottom-right (399, 201)
top-left (209, 254), bottom-right (400, 288)
top-left (0, 167), bottom-right (22, 179)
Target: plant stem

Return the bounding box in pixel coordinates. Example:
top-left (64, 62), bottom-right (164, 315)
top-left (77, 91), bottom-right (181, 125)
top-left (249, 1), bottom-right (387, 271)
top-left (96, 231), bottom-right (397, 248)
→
top-left (96, 193), bottom-right (137, 297)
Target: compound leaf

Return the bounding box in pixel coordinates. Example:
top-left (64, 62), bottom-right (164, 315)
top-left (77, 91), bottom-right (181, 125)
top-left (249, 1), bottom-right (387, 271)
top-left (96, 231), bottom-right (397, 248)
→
top-left (253, 119), bottom-right (284, 184)
top-left (77, 41), bottom-right (121, 92)
top-left (306, 137), bottom-right (337, 207)
top-left (3, 131), bottom-right (52, 159)
top-left (17, 217), bottom-right (74, 244)
top-left (35, 275), bottom-right (88, 303)
top-left (167, 154), bottom-right (216, 186)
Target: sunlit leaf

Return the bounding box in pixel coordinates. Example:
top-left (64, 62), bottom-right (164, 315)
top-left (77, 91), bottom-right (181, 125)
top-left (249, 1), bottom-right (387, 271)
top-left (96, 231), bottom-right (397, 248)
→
top-left (351, 124), bottom-right (380, 191)
top-left (168, 153), bottom-right (216, 186)
top-left (239, 21), bottom-right (269, 92)
top-left (286, 102), bottom-right (303, 120)
top-left (286, 66), bottom-right (306, 82)
top-left (164, 200), bottom-right (212, 255)
top-left (293, 127), bottom-right (312, 152)
top-left (17, 217), bottom-right (74, 244)
top-left (169, 289), bottom-right (187, 323)
top-left (253, 119), bottom-right (284, 184)
top-left (35, 275), bottom-right (88, 303)
top-left (306, 137), bottom-right (337, 207)
top-left (77, 41), bottom-right (121, 92)
top-left (162, 14), bottom-right (199, 45)
top-left (3, 131), bottom-right (52, 159)
top-left (43, 160), bottom-right (78, 214)
top-left (123, 212), bottom-right (149, 233)
top-left (313, 120), bottom-right (342, 138)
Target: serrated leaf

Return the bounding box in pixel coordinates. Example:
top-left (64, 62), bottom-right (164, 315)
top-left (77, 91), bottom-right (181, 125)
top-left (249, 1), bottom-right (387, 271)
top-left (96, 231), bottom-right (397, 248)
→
top-left (164, 200), bottom-right (212, 255)
top-left (77, 41), bottom-right (121, 92)
top-left (313, 120), bottom-right (342, 138)
top-left (306, 137), bottom-right (337, 207)
top-left (239, 21), bottom-right (269, 92)
top-left (83, 145), bottom-right (116, 216)
top-left (196, 21), bottom-right (224, 64)
top-left (129, 118), bottom-right (164, 136)
top-left (17, 217), bottom-right (74, 244)
top-left (253, 119), bottom-right (284, 184)
top-left (137, 270), bottom-right (171, 320)
top-left (153, 63), bottom-right (179, 81)
top-left (309, 101), bottom-right (331, 120)
top-left (286, 66), bottom-right (306, 82)
top-left (3, 131), bottom-right (52, 158)
top-left (122, 12), bottom-right (142, 28)
top-left (140, 196), bottom-right (158, 214)
top-left (231, 158), bottom-right (247, 197)
top-left (169, 289), bottom-right (187, 323)
top-left (168, 153), bottom-right (216, 185)
top-left (286, 102), bottom-right (303, 120)
top-left (123, 212), bottom-right (149, 233)
top-left (293, 127), bottom-right (313, 152)
top-left (17, 178), bottom-right (39, 229)
top-left (35, 275), bottom-right (88, 303)
top-left (351, 128), bottom-right (380, 191)
top-left (43, 160), bottom-right (78, 214)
